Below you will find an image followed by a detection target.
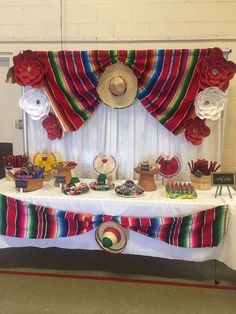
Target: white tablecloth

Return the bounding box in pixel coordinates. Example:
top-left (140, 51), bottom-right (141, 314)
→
top-left (0, 179), bottom-right (236, 270)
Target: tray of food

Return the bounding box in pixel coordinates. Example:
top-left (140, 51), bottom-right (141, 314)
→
top-left (61, 182), bottom-right (89, 196)
top-left (115, 180), bottom-right (144, 198)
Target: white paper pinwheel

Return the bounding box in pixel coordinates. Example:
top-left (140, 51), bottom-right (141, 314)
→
top-left (19, 87), bottom-right (51, 120)
top-left (194, 87), bottom-right (228, 120)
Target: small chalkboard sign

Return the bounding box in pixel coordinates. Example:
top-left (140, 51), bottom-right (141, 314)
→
top-left (212, 172), bottom-right (235, 199)
top-left (15, 180), bottom-right (28, 189)
top-left (211, 172), bottom-right (235, 186)
top-left (55, 176), bottom-right (66, 184)
top-left (54, 175), bottom-right (66, 188)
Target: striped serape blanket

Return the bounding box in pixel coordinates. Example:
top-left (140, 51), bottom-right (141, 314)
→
top-left (0, 193), bottom-right (228, 248)
top-left (36, 49), bottom-right (209, 134)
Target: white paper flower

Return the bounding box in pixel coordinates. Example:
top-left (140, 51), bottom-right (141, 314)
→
top-left (19, 87), bottom-right (51, 120)
top-left (194, 87), bottom-right (228, 121)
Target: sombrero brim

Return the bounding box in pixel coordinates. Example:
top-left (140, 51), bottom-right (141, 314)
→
top-left (96, 63), bottom-right (138, 109)
top-left (156, 155), bottom-right (181, 178)
top-left (95, 221), bottom-right (128, 254)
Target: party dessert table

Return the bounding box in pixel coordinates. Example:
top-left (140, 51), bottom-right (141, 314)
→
top-left (0, 178), bottom-right (236, 271)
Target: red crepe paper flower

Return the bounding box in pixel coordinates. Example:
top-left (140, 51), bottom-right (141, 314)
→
top-left (197, 47), bottom-right (236, 91)
top-left (13, 50), bottom-right (46, 88)
top-left (184, 117), bottom-right (211, 145)
top-left (42, 112), bottom-right (63, 140)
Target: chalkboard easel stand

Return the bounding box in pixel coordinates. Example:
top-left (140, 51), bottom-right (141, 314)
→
top-left (215, 185), bottom-right (232, 199)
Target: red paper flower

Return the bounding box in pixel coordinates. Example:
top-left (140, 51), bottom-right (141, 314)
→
top-left (184, 117), bottom-right (211, 145)
top-left (13, 50), bottom-right (46, 88)
top-left (197, 47), bottom-right (236, 91)
top-left (42, 112), bottom-right (62, 140)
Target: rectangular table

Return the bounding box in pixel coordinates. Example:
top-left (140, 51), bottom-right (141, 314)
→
top-left (0, 178), bottom-right (235, 271)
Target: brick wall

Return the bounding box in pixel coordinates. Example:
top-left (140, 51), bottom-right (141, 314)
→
top-left (0, 0), bottom-right (235, 168)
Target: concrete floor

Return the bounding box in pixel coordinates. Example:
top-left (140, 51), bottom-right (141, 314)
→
top-left (0, 248), bottom-right (235, 314)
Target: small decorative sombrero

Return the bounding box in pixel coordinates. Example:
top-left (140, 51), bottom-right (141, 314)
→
top-left (95, 221), bottom-right (129, 254)
top-left (156, 155), bottom-right (181, 178)
top-left (96, 63), bottom-right (138, 109)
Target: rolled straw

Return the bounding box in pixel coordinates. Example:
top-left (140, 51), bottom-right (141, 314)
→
top-left (188, 162), bottom-right (192, 173)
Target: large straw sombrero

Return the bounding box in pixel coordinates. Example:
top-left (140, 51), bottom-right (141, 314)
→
top-left (96, 63), bottom-right (138, 109)
top-left (95, 221), bottom-right (129, 254)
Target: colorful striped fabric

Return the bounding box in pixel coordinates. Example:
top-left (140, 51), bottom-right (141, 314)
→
top-left (0, 193), bottom-right (228, 248)
top-left (136, 49), bottom-right (209, 135)
top-left (112, 206), bottom-right (228, 248)
top-left (36, 49), bottom-right (210, 134)
top-left (0, 194), bottom-right (99, 238)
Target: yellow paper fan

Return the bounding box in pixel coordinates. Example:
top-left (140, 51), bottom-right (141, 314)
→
top-left (33, 153), bottom-right (57, 173)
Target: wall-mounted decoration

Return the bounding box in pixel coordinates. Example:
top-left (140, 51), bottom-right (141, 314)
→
top-left (19, 87), bottom-right (50, 120)
top-left (197, 47), bottom-right (236, 91)
top-left (96, 63), bottom-right (137, 109)
top-left (194, 87), bottom-right (228, 120)
top-left (184, 116), bottom-right (211, 145)
top-left (11, 50), bottom-right (46, 88)
top-left (42, 112), bottom-right (63, 140)
top-left (7, 48), bottom-right (236, 145)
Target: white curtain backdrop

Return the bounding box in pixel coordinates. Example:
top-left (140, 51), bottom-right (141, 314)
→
top-left (27, 99), bottom-right (225, 181)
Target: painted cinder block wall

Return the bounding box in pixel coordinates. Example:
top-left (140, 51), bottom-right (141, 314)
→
top-left (0, 0), bottom-right (235, 170)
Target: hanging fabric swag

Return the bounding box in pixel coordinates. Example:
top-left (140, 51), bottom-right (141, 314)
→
top-left (35, 49), bottom-right (210, 133)
top-left (8, 48), bottom-right (235, 135)
top-left (0, 194), bottom-right (228, 248)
